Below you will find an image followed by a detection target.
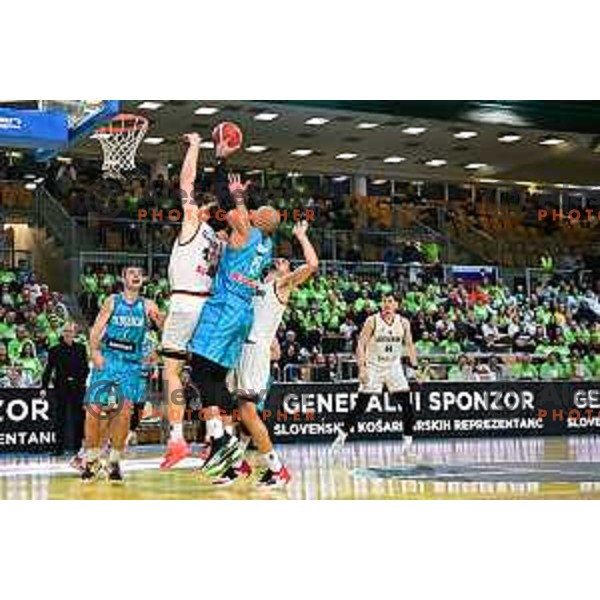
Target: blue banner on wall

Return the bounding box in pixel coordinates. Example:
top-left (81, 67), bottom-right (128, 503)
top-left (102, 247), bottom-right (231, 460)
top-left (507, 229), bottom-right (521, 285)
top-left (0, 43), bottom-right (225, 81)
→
top-left (0, 108), bottom-right (68, 149)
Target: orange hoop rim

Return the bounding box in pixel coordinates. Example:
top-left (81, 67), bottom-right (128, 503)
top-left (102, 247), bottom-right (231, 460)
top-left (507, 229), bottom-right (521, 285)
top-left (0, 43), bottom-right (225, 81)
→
top-left (96, 113), bottom-right (149, 134)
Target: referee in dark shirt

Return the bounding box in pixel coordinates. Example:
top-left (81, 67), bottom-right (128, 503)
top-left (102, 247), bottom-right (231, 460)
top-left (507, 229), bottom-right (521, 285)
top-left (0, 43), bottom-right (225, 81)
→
top-left (42, 322), bottom-right (89, 456)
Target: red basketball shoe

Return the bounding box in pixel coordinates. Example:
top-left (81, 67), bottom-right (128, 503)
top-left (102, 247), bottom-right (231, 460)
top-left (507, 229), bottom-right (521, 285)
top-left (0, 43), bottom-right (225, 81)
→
top-left (160, 439), bottom-right (192, 470)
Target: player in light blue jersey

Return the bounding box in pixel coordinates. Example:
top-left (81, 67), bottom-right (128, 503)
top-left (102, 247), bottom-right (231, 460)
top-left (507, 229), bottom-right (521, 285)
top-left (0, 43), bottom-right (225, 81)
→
top-left (188, 173), bottom-right (280, 477)
top-left (81, 266), bottom-right (163, 483)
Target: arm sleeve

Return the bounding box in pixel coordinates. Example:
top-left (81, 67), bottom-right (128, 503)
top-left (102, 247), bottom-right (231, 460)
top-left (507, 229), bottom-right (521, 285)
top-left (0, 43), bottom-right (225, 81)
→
top-left (214, 160), bottom-right (234, 210)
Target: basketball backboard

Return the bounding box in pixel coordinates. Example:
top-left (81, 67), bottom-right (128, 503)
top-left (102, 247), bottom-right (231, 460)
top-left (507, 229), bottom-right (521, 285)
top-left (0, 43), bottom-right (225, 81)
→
top-left (0, 100), bottom-right (120, 161)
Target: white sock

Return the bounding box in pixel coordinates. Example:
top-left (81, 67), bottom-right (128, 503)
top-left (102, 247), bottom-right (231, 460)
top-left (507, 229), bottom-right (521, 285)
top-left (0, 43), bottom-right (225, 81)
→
top-left (261, 450), bottom-right (282, 473)
top-left (206, 417), bottom-right (224, 440)
top-left (109, 449), bottom-right (121, 464)
top-left (170, 422), bottom-right (183, 441)
top-left (239, 432), bottom-right (251, 453)
top-left (87, 448), bottom-right (100, 463)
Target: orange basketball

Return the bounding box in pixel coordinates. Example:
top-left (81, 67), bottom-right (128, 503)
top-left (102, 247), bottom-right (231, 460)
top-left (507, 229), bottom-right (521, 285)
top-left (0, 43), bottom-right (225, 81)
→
top-left (252, 205), bottom-right (281, 234)
top-left (212, 121), bottom-right (243, 150)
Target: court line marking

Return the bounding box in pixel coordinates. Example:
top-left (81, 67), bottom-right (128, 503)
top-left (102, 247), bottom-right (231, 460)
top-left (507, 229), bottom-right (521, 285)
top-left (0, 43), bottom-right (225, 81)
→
top-left (0, 457), bottom-right (204, 478)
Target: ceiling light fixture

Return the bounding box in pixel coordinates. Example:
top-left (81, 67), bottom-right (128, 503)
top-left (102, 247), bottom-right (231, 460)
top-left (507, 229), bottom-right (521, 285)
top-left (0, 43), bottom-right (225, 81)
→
top-left (426, 159), bottom-right (447, 167)
top-left (143, 137), bottom-right (164, 145)
top-left (383, 156), bottom-right (406, 164)
top-left (357, 122), bottom-right (380, 129)
top-left (402, 126), bottom-right (427, 135)
top-left (336, 152), bottom-right (358, 160)
top-left (254, 112), bottom-right (279, 121)
top-left (246, 145), bottom-right (268, 153)
top-left (498, 134), bottom-right (522, 143)
top-left (305, 117), bottom-right (330, 126)
top-left (465, 163), bottom-right (488, 169)
top-left (291, 149), bottom-right (313, 157)
top-left (194, 106), bottom-right (219, 115)
top-left (138, 101), bottom-right (163, 110)
top-left (454, 131), bottom-right (478, 139)
top-left (539, 137), bottom-right (566, 146)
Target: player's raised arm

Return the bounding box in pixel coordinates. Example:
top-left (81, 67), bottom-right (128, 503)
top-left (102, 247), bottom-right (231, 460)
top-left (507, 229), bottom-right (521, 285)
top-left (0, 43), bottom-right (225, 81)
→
top-left (356, 316), bottom-right (375, 383)
top-left (278, 221), bottom-right (319, 299)
top-left (227, 173), bottom-right (252, 248)
top-left (89, 295), bottom-right (114, 370)
top-left (403, 317), bottom-right (417, 368)
top-left (180, 133), bottom-right (202, 209)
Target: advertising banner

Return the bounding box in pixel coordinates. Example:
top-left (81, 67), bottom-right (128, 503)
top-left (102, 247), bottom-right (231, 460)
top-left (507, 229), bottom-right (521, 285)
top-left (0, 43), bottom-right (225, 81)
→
top-left (264, 381), bottom-right (600, 442)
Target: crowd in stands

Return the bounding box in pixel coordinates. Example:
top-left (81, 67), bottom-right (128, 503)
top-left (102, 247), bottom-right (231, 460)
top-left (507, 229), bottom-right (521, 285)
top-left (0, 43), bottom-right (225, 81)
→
top-left (77, 262), bottom-right (600, 383)
top-left (276, 269), bottom-right (600, 382)
top-left (0, 262), bottom-right (73, 388)
top-left (44, 161), bottom-right (446, 263)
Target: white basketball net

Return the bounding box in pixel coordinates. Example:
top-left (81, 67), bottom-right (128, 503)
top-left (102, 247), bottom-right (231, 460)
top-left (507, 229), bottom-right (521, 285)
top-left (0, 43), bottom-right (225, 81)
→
top-left (93, 113), bottom-right (149, 179)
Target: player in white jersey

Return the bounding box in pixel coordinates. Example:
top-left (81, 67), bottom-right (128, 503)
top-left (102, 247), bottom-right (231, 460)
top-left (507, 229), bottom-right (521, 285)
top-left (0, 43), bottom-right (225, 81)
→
top-left (160, 132), bottom-right (233, 469)
top-left (331, 294), bottom-right (418, 452)
top-left (216, 220), bottom-right (318, 487)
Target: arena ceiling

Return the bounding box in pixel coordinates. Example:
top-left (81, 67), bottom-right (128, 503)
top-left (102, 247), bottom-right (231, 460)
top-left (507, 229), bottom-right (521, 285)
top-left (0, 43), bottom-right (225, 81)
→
top-left (61, 100), bottom-right (600, 187)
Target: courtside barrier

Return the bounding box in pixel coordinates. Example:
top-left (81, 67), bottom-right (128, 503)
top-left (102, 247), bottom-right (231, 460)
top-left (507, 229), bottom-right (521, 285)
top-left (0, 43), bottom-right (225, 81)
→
top-left (264, 381), bottom-right (600, 442)
top-left (3, 382), bottom-right (600, 452)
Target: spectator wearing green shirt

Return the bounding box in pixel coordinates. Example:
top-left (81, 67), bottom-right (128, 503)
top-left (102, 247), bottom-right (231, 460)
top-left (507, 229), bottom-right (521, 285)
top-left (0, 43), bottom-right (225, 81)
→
top-left (447, 355), bottom-right (473, 381)
top-left (511, 356), bottom-right (539, 380)
top-left (539, 353), bottom-right (566, 381)
top-left (534, 338), bottom-right (553, 358)
top-left (416, 331), bottom-right (436, 355)
top-left (421, 241), bottom-right (441, 264)
top-left (571, 351), bottom-right (593, 380)
top-left (374, 278), bottom-right (393, 296)
top-left (439, 331), bottom-right (462, 356)
top-left (550, 334), bottom-right (571, 361)
top-left (7, 326), bottom-right (33, 361)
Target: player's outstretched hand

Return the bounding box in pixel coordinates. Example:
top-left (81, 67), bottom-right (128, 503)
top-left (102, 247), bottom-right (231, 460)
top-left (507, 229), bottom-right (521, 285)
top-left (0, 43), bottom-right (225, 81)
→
top-left (183, 133), bottom-right (201, 146)
top-left (216, 139), bottom-right (239, 160)
top-left (228, 173), bottom-right (251, 195)
top-left (293, 220), bottom-right (309, 238)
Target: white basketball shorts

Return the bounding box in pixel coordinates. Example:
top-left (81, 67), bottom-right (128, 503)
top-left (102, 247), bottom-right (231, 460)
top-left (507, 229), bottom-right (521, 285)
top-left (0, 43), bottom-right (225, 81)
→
top-left (226, 339), bottom-right (271, 398)
top-left (161, 293), bottom-right (208, 355)
top-left (358, 360), bottom-right (409, 394)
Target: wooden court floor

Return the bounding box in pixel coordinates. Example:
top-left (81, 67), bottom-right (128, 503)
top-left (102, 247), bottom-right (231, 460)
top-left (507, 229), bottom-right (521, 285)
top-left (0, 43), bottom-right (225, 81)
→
top-left (2, 436), bottom-right (600, 499)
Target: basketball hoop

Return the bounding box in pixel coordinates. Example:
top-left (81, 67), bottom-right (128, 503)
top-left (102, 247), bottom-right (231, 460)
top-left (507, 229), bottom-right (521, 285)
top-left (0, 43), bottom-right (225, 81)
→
top-left (93, 113), bottom-right (149, 179)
